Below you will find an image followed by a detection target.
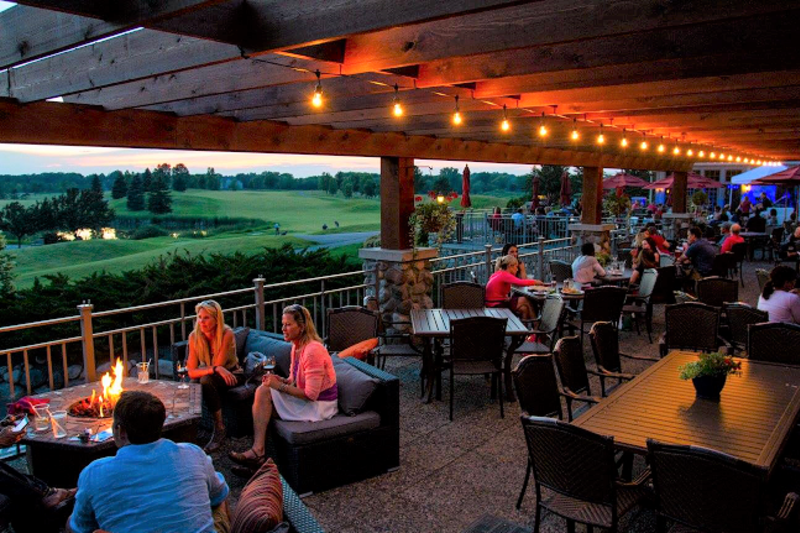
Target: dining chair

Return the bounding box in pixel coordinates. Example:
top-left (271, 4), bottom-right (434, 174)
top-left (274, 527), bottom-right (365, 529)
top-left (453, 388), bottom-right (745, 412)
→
top-left (649, 265), bottom-right (677, 306)
top-left (659, 302), bottom-right (730, 358)
top-left (520, 416), bottom-right (651, 533)
top-left (440, 281), bottom-right (485, 309)
top-left (730, 242), bottom-right (747, 287)
top-left (622, 268), bottom-right (658, 343)
top-left (552, 336), bottom-right (600, 421)
top-left (325, 306), bottom-right (380, 361)
top-left (696, 276), bottom-right (739, 308)
top-left (723, 303), bottom-right (767, 355)
top-left (589, 321), bottom-right (659, 397)
top-left (445, 316), bottom-right (507, 421)
top-left (747, 322), bottom-right (800, 365)
top-left (514, 297), bottom-right (565, 355)
top-left (647, 439), bottom-right (799, 533)
top-left (549, 260), bottom-right (573, 283)
top-left (567, 285), bottom-right (628, 352)
top-left (710, 251), bottom-right (735, 279)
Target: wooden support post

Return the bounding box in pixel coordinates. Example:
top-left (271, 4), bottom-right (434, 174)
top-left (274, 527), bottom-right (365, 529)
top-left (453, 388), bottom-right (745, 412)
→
top-left (380, 156), bottom-right (415, 250)
top-left (581, 166), bottom-right (604, 225)
top-left (672, 171), bottom-right (688, 213)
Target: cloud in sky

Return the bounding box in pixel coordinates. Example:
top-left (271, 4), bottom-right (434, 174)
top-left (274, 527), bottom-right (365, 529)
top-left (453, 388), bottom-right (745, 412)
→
top-left (0, 143), bottom-right (534, 176)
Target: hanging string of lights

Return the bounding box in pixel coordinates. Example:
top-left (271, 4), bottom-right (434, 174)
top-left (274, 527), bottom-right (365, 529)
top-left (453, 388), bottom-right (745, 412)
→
top-left (239, 51), bottom-right (782, 166)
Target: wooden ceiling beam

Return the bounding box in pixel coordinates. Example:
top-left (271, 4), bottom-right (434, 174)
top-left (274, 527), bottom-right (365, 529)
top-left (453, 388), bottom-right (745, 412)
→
top-left (0, 99), bottom-right (692, 172)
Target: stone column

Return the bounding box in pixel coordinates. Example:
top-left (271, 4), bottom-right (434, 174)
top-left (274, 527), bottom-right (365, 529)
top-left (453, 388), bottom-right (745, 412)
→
top-left (568, 223), bottom-right (615, 256)
top-left (359, 248), bottom-right (437, 334)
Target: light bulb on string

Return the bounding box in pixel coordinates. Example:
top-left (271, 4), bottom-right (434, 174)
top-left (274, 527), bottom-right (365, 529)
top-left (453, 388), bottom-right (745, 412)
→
top-left (311, 70), bottom-right (323, 108)
top-left (597, 123), bottom-right (605, 145)
top-left (727, 155), bottom-right (733, 162)
top-left (735, 156), bottom-right (741, 162)
top-left (687, 147), bottom-right (694, 157)
top-left (538, 112), bottom-right (548, 137)
top-left (570, 118), bottom-right (580, 141)
top-left (500, 104), bottom-right (510, 132)
top-left (620, 129), bottom-right (628, 148)
top-left (657, 137), bottom-right (665, 153)
top-left (710, 152), bottom-right (716, 159)
top-left (698, 150), bottom-right (705, 158)
top-left (452, 95), bottom-right (462, 126)
top-left (640, 138), bottom-right (648, 150)
top-left (673, 144), bottom-right (680, 156)
top-left (391, 84), bottom-right (403, 117)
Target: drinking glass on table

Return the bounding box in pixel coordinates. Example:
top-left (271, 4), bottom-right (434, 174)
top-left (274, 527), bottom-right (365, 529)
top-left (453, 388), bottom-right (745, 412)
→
top-left (33, 404), bottom-right (50, 432)
top-left (176, 362), bottom-right (190, 389)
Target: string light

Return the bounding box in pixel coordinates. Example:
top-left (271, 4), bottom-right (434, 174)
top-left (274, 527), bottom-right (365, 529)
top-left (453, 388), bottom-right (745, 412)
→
top-left (719, 152), bottom-right (725, 160)
top-left (538, 112), bottom-right (548, 137)
top-left (657, 137), bottom-right (665, 153)
top-left (597, 123), bottom-right (605, 145)
top-left (672, 143), bottom-right (680, 156)
top-left (727, 155), bottom-right (733, 161)
top-left (735, 156), bottom-right (742, 162)
top-left (640, 139), bottom-right (648, 150)
top-left (710, 152), bottom-right (716, 159)
top-left (570, 119), bottom-right (579, 141)
top-left (620, 129), bottom-right (628, 148)
top-left (311, 70), bottom-right (323, 108)
top-left (391, 84), bottom-right (403, 117)
top-left (687, 147), bottom-right (694, 157)
top-left (500, 104), bottom-right (510, 132)
top-left (698, 150), bottom-right (705, 158)
top-left (452, 96), bottom-right (462, 125)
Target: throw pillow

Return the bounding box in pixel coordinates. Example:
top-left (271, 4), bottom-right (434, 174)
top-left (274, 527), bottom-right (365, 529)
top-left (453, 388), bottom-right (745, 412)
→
top-left (246, 332), bottom-right (292, 377)
top-left (337, 337), bottom-right (379, 361)
top-left (232, 327), bottom-right (251, 364)
top-left (332, 357), bottom-right (379, 416)
top-left (231, 459), bottom-right (283, 533)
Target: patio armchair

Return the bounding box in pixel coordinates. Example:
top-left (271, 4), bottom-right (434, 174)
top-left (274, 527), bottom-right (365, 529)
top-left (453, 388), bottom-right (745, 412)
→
top-left (730, 242), bottom-right (747, 287)
top-left (747, 322), bottom-right (800, 365)
top-left (552, 336), bottom-right (601, 421)
top-left (325, 306), bottom-right (380, 363)
top-left (513, 297), bottom-right (565, 355)
top-left (520, 416), bottom-right (652, 533)
top-left (647, 439), bottom-right (799, 533)
top-left (548, 260), bottom-right (573, 283)
top-left (649, 265), bottom-right (677, 306)
top-left (710, 251), bottom-right (735, 279)
top-left (659, 302), bottom-right (731, 358)
top-left (566, 285), bottom-right (628, 352)
top-left (440, 281), bottom-right (486, 309)
top-left (589, 321), bottom-right (659, 397)
top-left (622, 268), bottom-right (658, 343)
top-left (696, 276), bottom-right (739, 309)
top-left (723, 303), bottom-right (767, 354)
top-left (444, 316), bottom-right (507, 421)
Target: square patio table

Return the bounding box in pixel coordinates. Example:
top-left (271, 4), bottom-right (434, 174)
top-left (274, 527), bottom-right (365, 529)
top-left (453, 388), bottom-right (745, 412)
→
top-left (20, 378), bottom-right (202, 486)
top-left (574, 350), bottom-right (800, 476)
top-left (410, 307), bottom-right (529, 403)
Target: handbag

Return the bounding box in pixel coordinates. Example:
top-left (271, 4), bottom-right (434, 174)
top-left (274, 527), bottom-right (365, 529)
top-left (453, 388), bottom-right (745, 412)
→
top-left (244, 351), bottom-right (268, 384)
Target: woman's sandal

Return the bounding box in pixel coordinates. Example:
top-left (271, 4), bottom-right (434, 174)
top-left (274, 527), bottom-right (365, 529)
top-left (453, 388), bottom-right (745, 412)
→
top-left (228, 448), bottom-right (265, 469)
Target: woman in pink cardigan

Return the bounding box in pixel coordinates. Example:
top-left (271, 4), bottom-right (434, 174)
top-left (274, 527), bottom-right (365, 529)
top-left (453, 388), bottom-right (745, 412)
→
top-left (485, 255), bottom-right (543, 320)
top-left (229, 304), bottom-right (337, 468)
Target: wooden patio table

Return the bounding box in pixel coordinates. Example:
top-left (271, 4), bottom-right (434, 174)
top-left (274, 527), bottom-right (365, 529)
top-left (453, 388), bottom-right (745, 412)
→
top-left (410, 307), bottom-right (529, 403)
top-left (20, 378), bottom-right (202, 486)
top-left (574, 350), bottom-right (800, 476)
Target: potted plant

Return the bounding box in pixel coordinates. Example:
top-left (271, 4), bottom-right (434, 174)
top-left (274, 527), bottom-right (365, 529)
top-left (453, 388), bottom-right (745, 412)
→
top-left (408, 195), bottom-right (456, 250)
top-left (678, 352), bottom-right (741, 400)
top-left (603, 191), bottom-right (631, 222)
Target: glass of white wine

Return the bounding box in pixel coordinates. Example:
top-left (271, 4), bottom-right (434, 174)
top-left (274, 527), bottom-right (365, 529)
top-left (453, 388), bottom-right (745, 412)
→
top-left (176, 362), bottom-right (190, 389)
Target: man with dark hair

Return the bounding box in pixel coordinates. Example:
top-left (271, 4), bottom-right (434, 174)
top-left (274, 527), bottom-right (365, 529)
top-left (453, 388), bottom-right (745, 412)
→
top-left (69, 391), bottom-right (230, 533)
top-left (678, 226), bottom-right (717, 278)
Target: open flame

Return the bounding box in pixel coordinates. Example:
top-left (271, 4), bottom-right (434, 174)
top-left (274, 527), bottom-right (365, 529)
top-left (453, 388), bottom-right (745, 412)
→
top-left (69, 358), bottom-right (125, 418)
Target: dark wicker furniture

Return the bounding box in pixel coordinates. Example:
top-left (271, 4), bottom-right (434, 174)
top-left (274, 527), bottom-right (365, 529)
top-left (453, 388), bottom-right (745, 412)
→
top-left (549, 260), bottom-right (573, 283)
top-left (519, 416), bottom-right (651, 533)
top-left (724, 303), bottom-right (768, 354)
top-left (622, 268), bottom-right (658, 343)
top-left (567, 285), bottom-right (628, 351)
top-left (649, 265), bottom-right (677, 306)
top-left (747, 322), bottom-right (800, 365)
top-left (441, 281), bottom-right (486, 309)
top-left (731, 242), bottom-right (747, 287)
top-left (659, 302), bottom-right (729, 358)
top-left (589, 321), bottom-right (659, 396)
top-left (325, 306), bottom-right (379, 355)
top-left (552, 336), bottom-right (600, 421)
top-left (696, 276), bottom-right (739, 308)
top-left (445, 316), bottom-right (507, 421)
top-left (514, 296), bottom-right (565, 355)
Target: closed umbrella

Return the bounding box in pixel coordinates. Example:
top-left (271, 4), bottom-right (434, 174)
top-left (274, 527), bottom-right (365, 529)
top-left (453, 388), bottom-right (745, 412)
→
top-left (531, 174), bottom-right (540, 209)
top-left (560, 170), bottom-right (572, 207)
top-left (460, 164), bottom-right (472, 208)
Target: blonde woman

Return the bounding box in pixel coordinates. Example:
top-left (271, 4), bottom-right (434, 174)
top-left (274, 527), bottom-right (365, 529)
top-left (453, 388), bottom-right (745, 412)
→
top-left (186, 300), bottom-right (242, 453)
top-left (229, 304), bottom-right (337, 469)
top-left (485, 255), bottom-right (542, 320)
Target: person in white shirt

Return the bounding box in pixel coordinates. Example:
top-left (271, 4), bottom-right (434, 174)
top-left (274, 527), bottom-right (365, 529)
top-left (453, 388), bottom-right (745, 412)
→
top-left (757, 265), bottom-right (800, 324)
top-left (571, 243), bottom-right (606, 284)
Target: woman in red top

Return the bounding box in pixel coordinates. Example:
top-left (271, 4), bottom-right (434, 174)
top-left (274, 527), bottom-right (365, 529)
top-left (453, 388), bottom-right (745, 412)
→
top-left (485, 255), bottom-right (543, 320)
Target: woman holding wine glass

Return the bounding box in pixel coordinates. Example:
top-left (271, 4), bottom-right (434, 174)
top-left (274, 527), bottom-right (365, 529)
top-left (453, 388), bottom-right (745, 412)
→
top-left (229, 304), bottom-right (337, 471)
top-left (186, 300), bottom-right (243, 453)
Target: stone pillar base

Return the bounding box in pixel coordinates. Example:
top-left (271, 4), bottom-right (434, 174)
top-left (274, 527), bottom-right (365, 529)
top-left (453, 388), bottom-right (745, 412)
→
top-left (568, 223), bottom-right (614, 256)
top-left (359, 247), bottom-right (438, 334)
top-left (661, 213), bottom-right (693, 240)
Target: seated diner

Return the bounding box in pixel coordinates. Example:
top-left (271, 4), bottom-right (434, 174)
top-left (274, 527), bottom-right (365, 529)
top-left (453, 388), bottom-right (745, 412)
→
top-left (757, 265), bottom-right (800, 324)
top-left (571, 243), bottom-right (606, 285)
top-left (485, 255), bottom-right (542, 320)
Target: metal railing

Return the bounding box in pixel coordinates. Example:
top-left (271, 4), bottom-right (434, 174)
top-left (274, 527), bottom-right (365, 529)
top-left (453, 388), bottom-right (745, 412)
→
top-left (452, 212), bottom-right (574, 245)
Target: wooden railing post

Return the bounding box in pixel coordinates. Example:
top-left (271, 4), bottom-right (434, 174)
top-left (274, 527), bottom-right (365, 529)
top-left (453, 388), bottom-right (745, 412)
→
top-left (254, 276), bottom-right (266, 331)
top-left (538, 236), bottom-right (545, 280)
top-left (484, 244), bottom-right (493, 283)
top-left (78, 302), bottom-right (97, 382)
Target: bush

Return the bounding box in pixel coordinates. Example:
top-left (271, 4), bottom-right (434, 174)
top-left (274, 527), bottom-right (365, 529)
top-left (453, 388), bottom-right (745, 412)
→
top-left (506, 197), bottom-right (526, 210)
top-left (131, 224), bottom-right (168, 240)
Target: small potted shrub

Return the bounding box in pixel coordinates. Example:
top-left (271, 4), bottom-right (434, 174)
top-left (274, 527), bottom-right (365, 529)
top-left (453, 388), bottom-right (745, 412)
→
top-left (678, 352), bottom-right (741, 400)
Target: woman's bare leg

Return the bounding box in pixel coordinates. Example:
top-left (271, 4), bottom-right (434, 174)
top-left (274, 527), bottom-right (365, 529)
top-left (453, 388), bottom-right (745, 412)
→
top-left (251, 385), bottom-right (274, 457)
top-left (515, 298), bottom-right (535, 320)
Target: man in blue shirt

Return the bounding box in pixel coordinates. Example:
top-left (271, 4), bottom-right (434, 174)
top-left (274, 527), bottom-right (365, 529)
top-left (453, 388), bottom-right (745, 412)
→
top-left (679, 226), bottom-right (717, 278)
top-left (68, 391), bottom-right (230, 533)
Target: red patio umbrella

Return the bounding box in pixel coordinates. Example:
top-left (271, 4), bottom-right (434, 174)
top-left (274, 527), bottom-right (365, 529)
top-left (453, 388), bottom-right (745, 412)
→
top-left (644, 172), bottom-right (724, 190)
top-left (602, 172), bottom-right (650, 189)
top-left (460, 164), bottom-right (472, 208)
top-left (531, 174), bottom-right (540, 209)
top-left (753, 166), bottom-right (800, 218)
top-left (559, 170), bottom-right (572, 206)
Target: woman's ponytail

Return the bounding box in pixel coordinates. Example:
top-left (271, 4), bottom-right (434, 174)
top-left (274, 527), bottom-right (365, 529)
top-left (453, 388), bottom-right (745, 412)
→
top-left (762, 280), bottom-right (775, 300)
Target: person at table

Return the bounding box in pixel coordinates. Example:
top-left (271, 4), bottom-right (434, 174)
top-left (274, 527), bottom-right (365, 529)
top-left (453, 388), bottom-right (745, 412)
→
top-left (0, 424), bottom-right (76, 533)
top-left (68, 391), bottom-right (231, 533)
top-left (502, 243), bottom-right (528, 279)
top-left (717, 222), bottom-right (732, 247)
top-left (677, 227), bottom-right (717, 279)
top-left (629, 238), bottom-right (660, 285)
top-left (758, 265), bottom-right (800, 324)
top-left (784, 212), bottom-right (797, 235)
top-left (230, 304), bottom-right (338, 470)
top-left (767, 208), bottom-right (779, 226)
top-left (746, 209), bottom-right (766, 233)
top-left (720, 223), bottom-right (744, 254)
top-left (485, 255), bottom-right (542, 320)
top-left (511, 208), bottom-right (525, 230)
top-left (186, 299), bottom-right (243, 453)
top-left (643, 224), bottom-right (671, 254)
top-left (571, 243), bottom-right (606, 285)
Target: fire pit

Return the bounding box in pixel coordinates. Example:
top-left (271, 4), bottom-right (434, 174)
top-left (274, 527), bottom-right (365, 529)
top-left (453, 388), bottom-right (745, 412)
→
top-left (68, 359), bottom-right (124, 418)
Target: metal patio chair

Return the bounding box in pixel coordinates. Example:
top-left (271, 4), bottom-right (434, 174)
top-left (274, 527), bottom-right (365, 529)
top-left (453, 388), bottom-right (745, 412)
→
top-left (589, 321), bottom-right (659, 397)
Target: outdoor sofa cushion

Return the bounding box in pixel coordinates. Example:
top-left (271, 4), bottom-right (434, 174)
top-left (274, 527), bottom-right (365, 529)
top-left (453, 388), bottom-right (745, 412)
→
top-left (331, 356), bottom-right (379, 415)
top-left (231, 458), bottom-right (284, 533)
top-left (233, 327), bottom-right (251, 364)
top-left (273, 411), bottom-right (381, 445)
top-left (337, 337), bottom-right (379, 361)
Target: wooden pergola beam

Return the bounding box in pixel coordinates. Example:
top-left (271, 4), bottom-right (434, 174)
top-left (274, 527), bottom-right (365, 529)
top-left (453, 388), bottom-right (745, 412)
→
top-left (0, 99), bottom-right (693, 172)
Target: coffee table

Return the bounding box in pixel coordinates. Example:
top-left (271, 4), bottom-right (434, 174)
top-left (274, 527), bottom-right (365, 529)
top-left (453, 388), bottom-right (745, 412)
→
top-left (21, 378), bottom-right (202, 486)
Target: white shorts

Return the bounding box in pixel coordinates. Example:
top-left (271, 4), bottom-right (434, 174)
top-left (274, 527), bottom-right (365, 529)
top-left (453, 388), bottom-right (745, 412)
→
top-left (270, 388), bottom-right (338, 422)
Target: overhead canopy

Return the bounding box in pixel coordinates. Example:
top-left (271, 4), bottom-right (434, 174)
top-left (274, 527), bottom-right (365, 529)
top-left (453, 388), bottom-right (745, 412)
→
top-left (0, 1), bottom-right (798, 168)
top-left (602, 173), bottom-right (650, 189)
top-left (752, 165), bottom-right (800, 185)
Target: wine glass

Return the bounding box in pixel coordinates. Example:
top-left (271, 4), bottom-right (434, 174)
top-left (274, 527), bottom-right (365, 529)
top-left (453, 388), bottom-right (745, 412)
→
top-left (176, 362), bottom-right (190, 389)
top-left (262, 355), bottom-right (276, 375)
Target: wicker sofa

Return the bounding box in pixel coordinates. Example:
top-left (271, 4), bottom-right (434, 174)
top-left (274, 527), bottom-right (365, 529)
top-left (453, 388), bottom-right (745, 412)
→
top-left (171, 328), bottom-right (400, 495)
